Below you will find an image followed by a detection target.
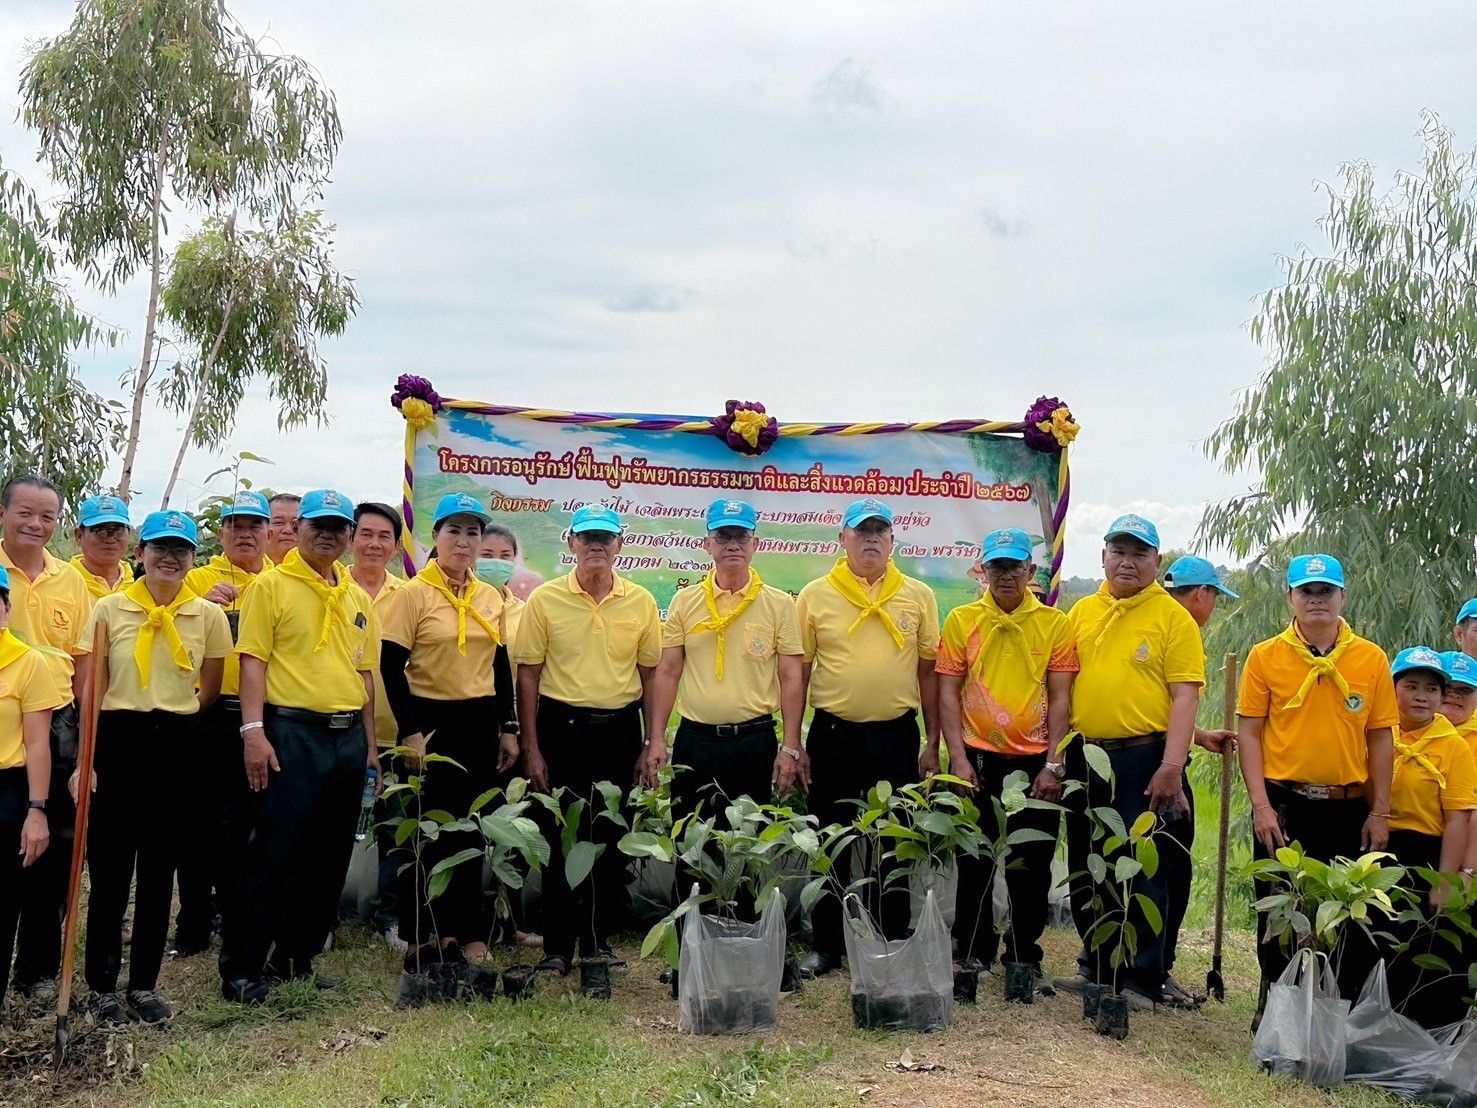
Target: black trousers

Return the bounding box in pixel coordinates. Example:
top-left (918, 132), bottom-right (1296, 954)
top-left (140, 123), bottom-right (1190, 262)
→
top-left (1382, 828), bottom-right (1468, 1027)
top-left (396, 695), bottom-right (499, 947)
top-left (0, 767), bottom-right (28, 1005)
top-left (1252, 780), bottom-right (1370, 996)
top-left (85, 710), bottom-right (192, 993)
top-left (1162, 759), bottom-right (1196, 976)
top-left (13, 702), bottom-right (77, 989)
top-left (533, 696), bottom-right (642, 963)
top-left (954, 748), bottom-right (1060, 966)
top-left (1065, 736), bottom-right (1190, 994)
top-left (807, 708), bottom-right (919, 958)
top-left (670, 717), bottom-right (776, 822)
top-left (175, 697), bottom-right (245, 947)
top-left (372, 747), bottom-right (407, 935)
top-left (218, 708), bottom-right (366, 984)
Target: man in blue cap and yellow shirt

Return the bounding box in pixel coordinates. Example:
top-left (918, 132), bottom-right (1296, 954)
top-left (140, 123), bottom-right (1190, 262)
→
top-left (514, 503), bottom-right (661, 978)
top-left (932, 527), bottom-right (1076, 988)
top-left (219, 489), bottom-right (381, 1002)
top-left (1237, 552), bottom-right (1396, 1010)
top-left (644, 498), bottom-right (805, 821)
top-left (1059, 514), bottom-right (1204, 1009)
top-left (795, 498), bottom-right (940, 977)
top-left (71, 495), bottom-right (134, 599)
top-left (1454, 598), bottom-right (1477, 661)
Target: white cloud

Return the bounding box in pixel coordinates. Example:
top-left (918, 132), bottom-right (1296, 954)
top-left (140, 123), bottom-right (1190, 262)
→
top-left (810, 57), bottom-right (886, 117)
top-left (604, 284), bottom-right (697, 313)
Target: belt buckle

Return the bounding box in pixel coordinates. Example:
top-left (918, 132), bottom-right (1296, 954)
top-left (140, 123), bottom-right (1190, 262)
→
top-left (1303, 784), bottom-right (1331, 800)
top-left (714, 723), bottom-right (738, 738)
top-left (330, 712), bottom-right (355, 729)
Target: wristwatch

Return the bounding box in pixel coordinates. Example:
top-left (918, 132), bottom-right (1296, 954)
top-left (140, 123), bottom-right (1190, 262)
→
top-left (501, 720), bottom-right (521, 736)
top-left (778, 745), bottom-right (801, 762)
top-left (27, 798), bottom-right (46, 812)
top-left (1044, 761), bottom-right (1067, 780)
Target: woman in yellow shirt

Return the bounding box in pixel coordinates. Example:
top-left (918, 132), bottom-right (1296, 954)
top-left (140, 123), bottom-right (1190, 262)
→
top-left (1384, 647), bottom-right (1477, 1026)
top-left (477, 524), bottom-right (524, 647)
top-left (381, 495), bottom-right (518, 962)
top-left (74, 511), bottom-right (232, 1026)
top-left (0, 564), bottom-right (68, 1009)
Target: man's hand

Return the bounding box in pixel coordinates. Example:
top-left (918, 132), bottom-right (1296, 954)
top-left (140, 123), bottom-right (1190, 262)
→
top-left (401, 732), bottom-right (428, 771)
top-left (366, 746), bottom-right (383, 794)
top-left (1144, 762), bottom-right (1188, 817)
top-left (918, 745), bottom-right (941, 779)
top-left (497, 731), bottom-right (520, 775)
top-left (1362, 812), bottom-right (1389, 851)
top-left (67, 768), bottom-right (96, 803)
top-left (204, 582), bottom-right (240, 606)
top-left (20, 809), bottom-right (49, 867)
top-left (1030, 766), bottom-right (1064, 803)
top-left (522, 746), bottom-right (549, 792)
top-left (1253, 803), bottom-right (1287, 853)
top-left (945, 746), bottom-right (979, 791)
top-left (1194, 728), bottom-right (1237, 754)
top-left (244, 728), bottom-right (281, 791)
top-left (636, 740), bottom-right (666, 789)
top-left (772, 746), bottom-right (811, 797)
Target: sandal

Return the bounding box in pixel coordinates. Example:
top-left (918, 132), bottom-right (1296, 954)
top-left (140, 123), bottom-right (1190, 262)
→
top-left (1160, 975), bottom-right (1205, 1009)
top-left (535, 955), bottom-right (571, 977)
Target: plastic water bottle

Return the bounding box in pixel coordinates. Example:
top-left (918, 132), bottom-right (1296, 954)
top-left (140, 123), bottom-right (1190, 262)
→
top-left (355, 767), bottom-right (378, 841)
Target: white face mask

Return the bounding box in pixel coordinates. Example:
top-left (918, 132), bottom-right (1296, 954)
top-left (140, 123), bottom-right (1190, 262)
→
top-left (475, 558), bottom-right (515, 588)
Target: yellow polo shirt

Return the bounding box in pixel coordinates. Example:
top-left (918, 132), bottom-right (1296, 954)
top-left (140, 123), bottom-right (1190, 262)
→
top-left (936, 591), bottom-right (1078, 755)
top-left (70, 556), bottom-right (133, 599)
top-left (1449, 715), bottom-right (1477, 765)
top-left (235, 551), bottom-right (380, 714)
top-left (383, 565), bottom-right (506, 701)
top-left (0, 545), bottom-right (94, 698)
top-left (1238, 623), bottom-right (1398, 785)
top-left (796, 565), bottom-right (939, 724)
top-left (185, 554), bottom-right (273, 697)
top-left (1389, 715), bottom-right (1477, 838)
top-left (361, 572), bottom-right (409, 749)
top-left (663, 573), bottom-right (801, 725)
top-left (1067, 581), bottom-right (1205, 740)
top-left (513, 571), bottom-right (661, 710)
top-left (503, 592), bottom-right (524, 652)
top-left (92, 588), bottom-right (233, 715)
top-left (0, 632), bottom-right (69, 769)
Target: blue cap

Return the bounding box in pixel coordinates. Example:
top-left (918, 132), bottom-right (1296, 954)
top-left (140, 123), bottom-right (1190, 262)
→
top-left (1103, 514), bottom-right (1160, 549)
top-left (1442, 651), bottom-right (1477, 690)
top-left (1287, 553), bottom-right (1345, 589)
top-left (138, 510), bottom-right (199, 547)
top-left (705, 498), bottom-right (757, 531)
top-left (299, 489), bottom-right (355, 524)
top-left (1164, 555), bottom-right (1239, 599)
top-left (0, 564), bottom-right (10, 591)
top-left (1458, 598), bottom-right (1477, 625)
top-left (980, 527), bottom-right (1033, 564)
top-left (220, 490), bottom-right (270, 520)
top-left (570, 504), bottom-right (621, 534)
top-left (843, 499), bottom-right (893, 529)
top-left (433, 492), bottom-right (493, 527)
top-left (78, 495), bottom-right (131, 529)
top-left (1392, 645), bottom-right (1447, 684)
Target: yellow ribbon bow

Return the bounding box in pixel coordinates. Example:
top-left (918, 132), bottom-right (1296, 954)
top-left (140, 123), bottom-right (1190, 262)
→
top-left (968, 591), bottom-right (1036, 683)
top-left (1395, 730), bottom-right (1448, 790)
top-left (688, 569), bottom-right (764, 678)
top-left (1278, 620), bottom-right (1355, 709)
top-left (0, 628), bottom-right (32, 672)
top-left (124, 578), bottom-right (194, 688)
top-left (277, 549), bottom-right (356, 652)
top-left (826, 558), bottom-right (906, 649)
top-left (417, 560), bottom-right (500, 655)
top-left (1083, 581), bottom-right (1158, 648)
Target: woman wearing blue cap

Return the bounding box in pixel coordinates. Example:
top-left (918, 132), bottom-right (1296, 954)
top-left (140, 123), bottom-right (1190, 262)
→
top-left (380, 493), bottom-right (518, 962)
top-left (0, 564), bottom-right (68, 1009)
top-left (75, 511), bottom-right (232, 1024)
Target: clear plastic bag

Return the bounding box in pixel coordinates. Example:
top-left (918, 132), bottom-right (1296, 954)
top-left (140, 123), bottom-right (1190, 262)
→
top-left (1345, 960), bottom-right (1446, 1099)
top-left (1252, 948), bottom-right (1350, 1088)
top-left (845, 889), bottom-right (954, 1032)
top-left (677, 889), bottom-right (786, 1035)
top-left (908, 857), bottom-right (958, 930)
top-left (1427, 1019), bottom-right (1477, 1107)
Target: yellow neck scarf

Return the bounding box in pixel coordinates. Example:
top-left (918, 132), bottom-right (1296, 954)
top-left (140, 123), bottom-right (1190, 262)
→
top-left (968, 590), bottom-right (1036, 681)
top-left (417, 560), bottom-right (499, 655)
top-left (826, 558), bottom-right (906, 649)
top-left (125, 578), bottom-right (194, 689)
top-left (1278, 620), bottom-right (1355, 709)
top-left (1395, 724), bottom-right (1450, 790)
top-left (71, 555), bottom-right (133, 599)
top-left (0, 628), bottom-right (31, 671)
top-left (278, 548), bottom-right (355, 652)
top-left (1084, 581), bottom-right (1159, 648)
top-left (688, 569), bottom-right (764, 678)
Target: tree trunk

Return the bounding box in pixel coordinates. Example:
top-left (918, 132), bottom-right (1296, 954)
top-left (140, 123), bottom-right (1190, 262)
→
top-left (160, 290), bottom-right (238, 509)
top-left (115, 139), bottom-right (169, 502)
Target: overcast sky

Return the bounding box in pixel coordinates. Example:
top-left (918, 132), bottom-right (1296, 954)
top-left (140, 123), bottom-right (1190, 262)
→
top-left (3, 1), bottom-right (1473, 575)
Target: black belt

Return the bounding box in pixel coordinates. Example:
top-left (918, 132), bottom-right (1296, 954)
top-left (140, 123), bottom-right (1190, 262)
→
top-left (540, 696), bottom-right (640, 725)
top-left (1083, 732), bottom-right (1165, 750)
top-left (1268, 779), bottom-right (1365, 801)
top-left (221, 696), bottom-right (242, 713)
top-left (266, 705), bottom-right (359, 731)
top-left (681, 715), bottom-right (775, 739)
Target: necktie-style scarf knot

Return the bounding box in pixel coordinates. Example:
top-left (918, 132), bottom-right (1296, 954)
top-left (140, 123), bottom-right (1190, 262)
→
top-left (1278, 620), bottom-right (1355, 710)
top-left (279, 550), bottom-right (355, 652)
top-left (418, 560), bottom-right (500, 656)
top-left (124, 579), bottom-right (193, 688)
top-left (826, 558), bottom-right (906, 650)
top-left (688, 569), bottom-right (764, 678)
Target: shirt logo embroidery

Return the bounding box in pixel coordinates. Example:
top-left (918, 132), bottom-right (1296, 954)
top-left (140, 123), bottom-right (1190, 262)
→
top-left (897, 612), bottom-right (917, 633)
top-left (1132, 639), bottom-right (1151, 664)
top-left (746, 635), bottom-right (768, 658)
top-left (1345, 693), bottom-right (1365, 713)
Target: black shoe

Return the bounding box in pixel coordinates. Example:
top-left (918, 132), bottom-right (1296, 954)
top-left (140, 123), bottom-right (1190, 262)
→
top-left (171, 933), bottom-right (210, 958)
top-left (221, 978), bottom-right (270, 1005)
top-left (1028, 965), bottom-right (1056, 997)
top-left (799, 950), bottom-right (841, 979)
top-left (91, 991), bottom-right (134, 1026)
top-left (126, 989), bottom-right (173, 1025)
top-left (265, 968), bottom-right (339, 991)
top-left (658, 966), bottom-right (675, 985)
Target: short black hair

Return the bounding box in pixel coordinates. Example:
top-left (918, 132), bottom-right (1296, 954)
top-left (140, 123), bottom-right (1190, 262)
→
top-left (354, 501), bottom-right (403, 541)
top-left (0, 586), bottom-right (10, 606)
top-left (1167, 584), bottom-right (1209, 599)
top-left (1, 474), bottom-right (62, 510)
top-left (268, 492), bottom-right (302, 507)
top-left (482, 523), bottom-right (518, 556)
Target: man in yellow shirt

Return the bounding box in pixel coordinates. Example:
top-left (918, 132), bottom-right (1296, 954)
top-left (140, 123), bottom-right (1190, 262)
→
top-left (266, 492), bottom-right (301, 565)
top-left (933, 527), bottom-right (1075, 989)
top-left (0, 475), bottom-right (94, 1000)
top-left (794, 498), bottom-right (940, 978)
top-left (1455, 598), bottom-right (1477, 659)
top-left (70, 495), bottom-right (134, 599)
top-left (218, 489), bottom-right (380, 1002)
top-left (644, 499), bottom-right (805, 828)
top-left (514, 504), bottom-right (661, 977)
top-left (1441, 650), bottom-right (1477, 756)
top-left (1060, 514), bottom-right (1204, 1009)
top-left (1237, 553), bottom-right (1395, 1009)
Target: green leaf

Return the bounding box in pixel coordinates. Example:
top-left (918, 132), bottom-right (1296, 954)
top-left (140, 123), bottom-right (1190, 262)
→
top-left (428, 847), bottom-right (484, 877)
top-left (1134, 893), bottom-right (1163, 935)
top-left (618, 832), bottom-right (673, 863)
top-left (1413, 953), bottom-right (1451, 973)
top-left (426, 868), bottom-right (452, 901)
top-left (1130, 810), bottom-right (1155, 838)
top-left (564, 840), bottom-right (603, 889)
top-left (1087, 854), bottom-right (1107, 884)
top-left (1114, 856), bottom-right (1142, 883)
top-left (1082, 743), bottom-right (1112, 784)
top-left (1135, 836), bottom-right (1159, 879)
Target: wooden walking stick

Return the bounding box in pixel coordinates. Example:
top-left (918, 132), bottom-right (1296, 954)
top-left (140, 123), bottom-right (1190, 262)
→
top-left (1207, 651), bottom-right (1238, 1003)
top-left (55, 624), bottom-right (105, 1065)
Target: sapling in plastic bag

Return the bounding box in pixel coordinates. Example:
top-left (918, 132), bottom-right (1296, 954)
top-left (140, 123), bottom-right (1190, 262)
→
top-left (907, 856), bottom-right (958, 930)
top-left (677, 889), bottom-right (786, 1035)
top-left (845, 889), bottom-right (953, 1032)
top-left (1344, 960), bottom-right (1446, 1099)
top-left (1251, 948), bottom-right (1350, 1088)
top-left (1428, 1019), bottom-right (1477, 1108)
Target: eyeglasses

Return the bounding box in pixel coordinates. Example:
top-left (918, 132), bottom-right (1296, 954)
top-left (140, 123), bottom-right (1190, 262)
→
top-left (709, 530), bottom-right (753, 548)
top-left (307, 518), bottom-right (352, 535)
top-left (984, 560), bottom-right (1030, 578)
top-left (146, 541), bottom-right (194, 560)
top-left (85, 524), bottom-right (130, 540)
top-left (575, 530), bottom-right (619, 546)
